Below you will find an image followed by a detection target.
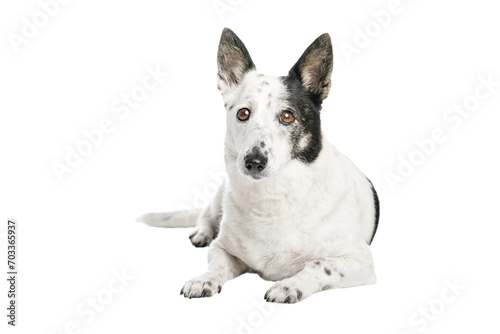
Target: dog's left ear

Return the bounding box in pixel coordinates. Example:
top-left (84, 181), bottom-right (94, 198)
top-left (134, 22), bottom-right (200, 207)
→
top-left (217, 28), bottom-right (256, 94)
top-left (287, 33), bottom-right (333, 107)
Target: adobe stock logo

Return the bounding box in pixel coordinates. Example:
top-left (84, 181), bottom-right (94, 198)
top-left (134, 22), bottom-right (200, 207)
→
top-left (385, 74), bottom-right (499, 191)
top-left (212, 0), bottom-right (245, 21)
top-left (47, 267), bottom-right (134, 334)
top-left (7, 0), bottom-right (72, 54)
top-left (398, 278), bottom-right (466, 334)
top-left (340, 0), bottom-right (416, 64)
top-left (222, 300), bottom-right (274, 334)
top-left (51, 64), bottom-right (168, 182)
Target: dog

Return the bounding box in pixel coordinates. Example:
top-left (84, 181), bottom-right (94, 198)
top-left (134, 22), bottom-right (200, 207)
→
top-left (137, 28), bottom-right (380, 303)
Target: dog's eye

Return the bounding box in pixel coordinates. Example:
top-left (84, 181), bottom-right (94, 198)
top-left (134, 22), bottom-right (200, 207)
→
top-left (280, 111), bottom-right (294, 125)
top-left (237, 108), bottom-right (251, 121)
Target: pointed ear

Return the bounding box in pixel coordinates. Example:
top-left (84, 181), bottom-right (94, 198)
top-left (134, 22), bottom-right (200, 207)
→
top-left (217, 28), bottom-right (256, 94)
top-left (287, 33), bottom-right (333, 107)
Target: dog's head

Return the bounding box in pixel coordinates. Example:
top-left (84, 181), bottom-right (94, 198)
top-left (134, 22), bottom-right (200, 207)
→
top-left (217, 28), bottom-right (333, 181)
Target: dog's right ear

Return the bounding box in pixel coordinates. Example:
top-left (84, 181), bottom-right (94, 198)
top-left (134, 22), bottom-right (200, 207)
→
top-left (217, 28), bottom-right (256, 94)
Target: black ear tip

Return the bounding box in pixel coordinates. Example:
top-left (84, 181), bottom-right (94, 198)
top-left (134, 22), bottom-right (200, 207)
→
top-left (221, 27), bottom-right (236, 38)
top-left (317, 33), bottom-right (332, 46)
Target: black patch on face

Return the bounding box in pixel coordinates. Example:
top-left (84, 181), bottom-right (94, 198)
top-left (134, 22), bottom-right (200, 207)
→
top-left (282, 75), bottom-right (322, 163)
top-left (367, 178), bottom-right (380, 245)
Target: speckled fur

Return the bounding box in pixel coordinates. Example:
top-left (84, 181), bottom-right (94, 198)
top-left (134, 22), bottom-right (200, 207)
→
top-left (137, 28), bottom-right (379, 303)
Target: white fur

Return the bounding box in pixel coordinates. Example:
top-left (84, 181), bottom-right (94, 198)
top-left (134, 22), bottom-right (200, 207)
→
top-left (139, 37), bottom-right (377, 303)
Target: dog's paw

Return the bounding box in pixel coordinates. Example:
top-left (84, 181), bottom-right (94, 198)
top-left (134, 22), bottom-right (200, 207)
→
top-left (264, 279), bottom-right (306, 304)
top-left (189, 227), bottom-right (213, 247)
top-left (180, 275), bottom-right (222, 299)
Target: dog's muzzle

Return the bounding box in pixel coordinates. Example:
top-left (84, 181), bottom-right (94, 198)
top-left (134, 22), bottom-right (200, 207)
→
top-left (243, 146), bottom-right (268, 178)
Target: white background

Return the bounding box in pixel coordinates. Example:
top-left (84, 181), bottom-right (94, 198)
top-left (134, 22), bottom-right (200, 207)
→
top-left (1, 0), bottom-right (500, 333)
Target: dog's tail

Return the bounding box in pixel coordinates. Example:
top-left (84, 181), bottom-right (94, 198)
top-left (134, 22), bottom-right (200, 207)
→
top-left (135, 209), bottom-right (201, 228)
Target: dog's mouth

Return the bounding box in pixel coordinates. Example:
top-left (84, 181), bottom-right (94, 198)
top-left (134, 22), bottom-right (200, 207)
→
top-left (239, 163), bottom-right (269, 180)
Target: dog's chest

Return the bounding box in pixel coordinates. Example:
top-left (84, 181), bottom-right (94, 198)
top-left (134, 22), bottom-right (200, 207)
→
top-left (221, 199), bottom-right (337, 281)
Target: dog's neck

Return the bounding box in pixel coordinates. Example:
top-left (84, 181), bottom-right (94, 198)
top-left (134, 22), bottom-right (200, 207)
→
top-left (226, 141), bottom-right (341, 214)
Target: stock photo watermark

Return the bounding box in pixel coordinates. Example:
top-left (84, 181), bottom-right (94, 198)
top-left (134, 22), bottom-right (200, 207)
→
top-left (222, 300), bottom-right (274, 334)
top-left (340, 0), bottom-right (417, 63)
top-left (6, 219), bottom-right (18, 326)
top-left (398, 278), bottom-right (466, 334)
top-left (47, 267), bottom-right (134, 334)
top-left (176, 170), bottom-right (226, 211)
top-left (213, 0), bottom-right (245, 21)
top-left (7, 0), bottom-right (72, 54)
top-left (385, 73), bottom-right (499, 191)
top-left (51, 64), bottom-right (168, 182)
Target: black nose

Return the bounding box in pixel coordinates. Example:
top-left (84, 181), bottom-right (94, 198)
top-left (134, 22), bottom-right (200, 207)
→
top-left (244, 149), bottom-right (267, 172)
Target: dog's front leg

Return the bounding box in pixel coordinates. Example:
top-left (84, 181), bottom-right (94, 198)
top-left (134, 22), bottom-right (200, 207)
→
top-left (181, 243), bottom-right (248, 298)
top-left (264, 246), bottom-right (376, 303)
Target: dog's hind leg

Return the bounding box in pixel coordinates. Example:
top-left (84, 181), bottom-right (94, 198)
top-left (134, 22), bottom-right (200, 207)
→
top-left (264, 244), bottom-right (376, 303)
top-left (181, 242), bottom-right (248, 298)
top-left (188, 180), bottom-right (225, 247)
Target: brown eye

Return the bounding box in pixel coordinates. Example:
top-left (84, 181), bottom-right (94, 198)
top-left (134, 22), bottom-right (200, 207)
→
top-left (237, 108), bottom-right (251, 121)
top-left (280, 111), bottom-right (294, 124)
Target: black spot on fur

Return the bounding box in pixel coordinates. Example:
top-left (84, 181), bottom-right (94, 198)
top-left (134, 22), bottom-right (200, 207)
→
top-left (282, 75), bottom-right (322, 163)
top-left (324, 268), bottom-right (331, 275)
top-left (313, 260), bottom-right (321, 266)
top-left (260, 142), bottom-right (265, 148)
top-left (322, 285), bottom-right (332, 291)
top-left (218, 285), bottom-right (222, 293)
top-left (229, 104), bottom-right (234, 110)
top-left (339, 272), bottom-right (345, 278)
top-left (296, 290), bottom-right (303, 300)
top-left (367, 178), bottom-right (380, 245)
